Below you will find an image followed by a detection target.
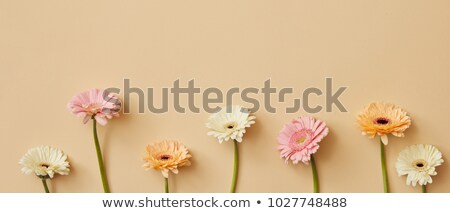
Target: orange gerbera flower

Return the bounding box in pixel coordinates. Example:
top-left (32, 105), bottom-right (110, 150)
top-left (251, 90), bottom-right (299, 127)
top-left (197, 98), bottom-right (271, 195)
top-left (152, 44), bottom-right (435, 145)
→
top-left (143, 140), bottom-right (192, 178)
top-left (357, 102), bottom-right (411, 145)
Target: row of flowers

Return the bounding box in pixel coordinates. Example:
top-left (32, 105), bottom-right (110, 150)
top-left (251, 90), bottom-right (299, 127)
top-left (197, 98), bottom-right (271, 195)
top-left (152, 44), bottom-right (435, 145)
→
top-left (19, 89), bottom-right (444, 193)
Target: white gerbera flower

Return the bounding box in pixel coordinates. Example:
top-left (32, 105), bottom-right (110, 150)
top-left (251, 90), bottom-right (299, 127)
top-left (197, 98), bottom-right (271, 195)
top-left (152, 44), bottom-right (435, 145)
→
top-left (396, 144), bottom-right (443, 187)
top-left (206, 105), bottom-right (255, 143)
top-left (19, 146), bottom-right (70, 179)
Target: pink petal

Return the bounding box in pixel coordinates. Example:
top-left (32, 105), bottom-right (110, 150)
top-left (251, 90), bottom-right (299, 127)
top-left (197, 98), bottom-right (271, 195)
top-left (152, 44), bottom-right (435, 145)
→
top-left (83, 115), bottom-right (91, 124)
top-left (95, 115), bottom-right (108, 126)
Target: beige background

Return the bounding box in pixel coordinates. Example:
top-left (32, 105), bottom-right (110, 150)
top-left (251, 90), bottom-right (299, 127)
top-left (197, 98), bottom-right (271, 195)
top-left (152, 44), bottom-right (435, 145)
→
top-left (1, 0), bottom-right (449, 193)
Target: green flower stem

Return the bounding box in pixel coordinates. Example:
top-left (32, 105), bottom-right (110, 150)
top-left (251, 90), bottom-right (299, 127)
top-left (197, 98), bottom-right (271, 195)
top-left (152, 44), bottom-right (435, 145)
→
top-left (41, 178), bottom-right (50, 193)
top-left (310, 155), bottom-right (319, 193)
top-left (93, 118), bottom-right (110, 193)
top-left (165, 177), bottom-right (169, 193)
top-left (230, 140), bottom-right (239, 193)
top-left (380, 139), bottom-right (389, 193)
top-left (422, 185), bottom-right (427, 193)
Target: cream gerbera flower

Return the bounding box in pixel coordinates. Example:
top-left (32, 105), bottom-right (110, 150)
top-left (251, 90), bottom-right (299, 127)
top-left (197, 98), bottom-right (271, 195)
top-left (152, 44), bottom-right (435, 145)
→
top-left (19, 146), bottom-right (70, 179)
top-left (143, 140), bottom-right (191, 178)
top-left (396, 144), bottom-right (443, 187)
top-left (206, 105), bottom-right (256, 143)
top-left (357, 102), bottom-right (411, 145)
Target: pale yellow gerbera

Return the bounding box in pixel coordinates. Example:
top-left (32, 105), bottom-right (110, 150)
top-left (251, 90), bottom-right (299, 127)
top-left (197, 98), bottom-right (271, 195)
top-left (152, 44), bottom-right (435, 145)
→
top-left (396, 144), bottom-right (443, 187)
top-left (143, 140), bottom-right (191, 178)
top-left (19, 146), bottom-right (70, 179)
top-left (206, 105), bottom-right (256, 143)
top-left (357, 102), bottom-right (411, 145)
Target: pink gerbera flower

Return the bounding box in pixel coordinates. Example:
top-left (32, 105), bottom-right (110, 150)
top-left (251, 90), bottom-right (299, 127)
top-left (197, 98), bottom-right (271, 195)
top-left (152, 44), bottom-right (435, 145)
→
top-left (278, 116), bottom-right (329, 164)
top-left (68, 89), bottom-right (121, 126)
top-left (67, 88), bottom-right (121, 192)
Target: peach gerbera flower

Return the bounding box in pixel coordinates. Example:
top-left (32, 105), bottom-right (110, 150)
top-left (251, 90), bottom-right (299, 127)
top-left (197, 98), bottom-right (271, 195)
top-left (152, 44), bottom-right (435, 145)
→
top-left (277, 116), bottom-right (329, 164)
top-left (143, 140), bottom-right (192, 178)
top-left (68, 89), bottom-right (121, 126)
top-left (357, 102), bottom-right (411, 145)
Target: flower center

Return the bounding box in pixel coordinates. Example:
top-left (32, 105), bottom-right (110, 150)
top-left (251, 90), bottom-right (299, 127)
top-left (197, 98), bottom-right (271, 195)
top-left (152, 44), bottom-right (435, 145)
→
top-left (413, 160), bottom-right (427, 171)
top-left (224, 122), bottom-right (237, 130)
top-left (289, 130), bottom-right (313, 150)
top-left (39, 163), bottom-right (50, 168)
top-left (159, 154), bottom-right (173, 161)
top-left (82, 103), bottom-right (102, 115)
top-left (374, 117), bottom-right (390, 125)
top-left (297, 136), bottom-right (307, 144)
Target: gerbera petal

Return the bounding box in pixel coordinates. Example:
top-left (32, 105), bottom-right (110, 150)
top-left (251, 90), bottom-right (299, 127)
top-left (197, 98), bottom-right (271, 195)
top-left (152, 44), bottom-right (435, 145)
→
top-left (94, 115), bottom-right (108, 126)
top-left (82, 115), bottom-right (91, 124)
top-left (161, 169), bottom-right (169, 178)
top-left (380, 134), bottom-right (389, 145)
